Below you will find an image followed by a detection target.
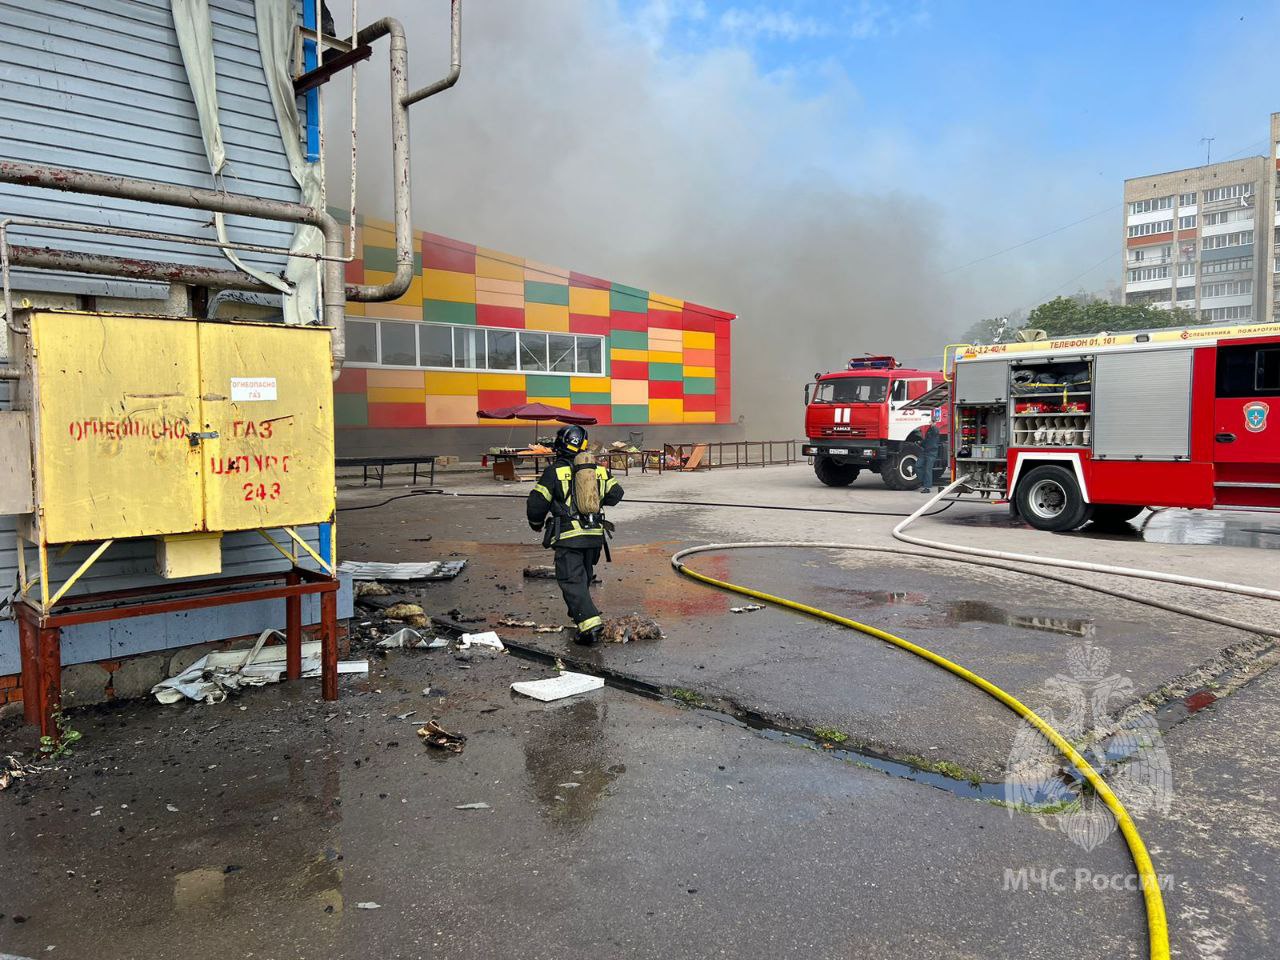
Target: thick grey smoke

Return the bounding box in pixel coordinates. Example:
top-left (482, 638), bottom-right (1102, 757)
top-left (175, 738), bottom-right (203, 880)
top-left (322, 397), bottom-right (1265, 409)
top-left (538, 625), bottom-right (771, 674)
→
top-left (328, 1), bottom-right (955, 434)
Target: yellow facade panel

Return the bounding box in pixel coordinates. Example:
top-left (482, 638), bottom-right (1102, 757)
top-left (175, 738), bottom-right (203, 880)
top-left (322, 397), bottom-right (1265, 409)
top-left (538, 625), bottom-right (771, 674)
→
top-left (525, 303), bottom-right (570, 332)
top-left (364, 268), bottom-right (396, 288)
top-left (345, 300), bottom-right (366, 316)
top-left (476, 247), bottom-right (525, 281)
top-left (611, 379), bottom-right (649, 405)
top-left (475, 276), bottom-right (524, 296)
top-left (476, 290), bottom-right (525, 309)
top-left (648, 294), bottom-right (683, 311)
top-left (610, 348), bottom-right (648, 363)
top-left (684, 411), bottom-right (716, 424)
top-left (649, 399), bottom-right (683, 423)
top-left (425, 395), bottom-right (478, 425)
top-left (423, 268), bottom-right (477, 303)
top-left (682, 365), bottom-right (716, 378)
top-left (569, 287), bottom-right (610, 316)
top-left (477, 373), bottom-right (527, 391)
top-left (362, 225), bottom-right (395, 248)
top-left (570, 376), bottom-right (610, 392)
top-left (424, 371), bottom-right (479, 396)
top-left (366, 369), bottom-right (428, 389)
top-left (367, 386), bottom-right (427, 405)
top-left (390, 275), bottom-right (424, 308)
top-left (683, 330), bottom-right (715, 350)
top-left (648, 350), bottom-right (683, 364)
top-left (366, 302), bottom-right (422, 322)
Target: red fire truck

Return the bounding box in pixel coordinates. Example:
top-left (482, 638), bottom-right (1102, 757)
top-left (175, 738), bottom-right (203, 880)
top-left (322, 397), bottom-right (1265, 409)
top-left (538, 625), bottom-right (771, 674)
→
top-left (802, 356), bottom-right (949, 489)
top-left (949, 324), bottom-right (1280, 531)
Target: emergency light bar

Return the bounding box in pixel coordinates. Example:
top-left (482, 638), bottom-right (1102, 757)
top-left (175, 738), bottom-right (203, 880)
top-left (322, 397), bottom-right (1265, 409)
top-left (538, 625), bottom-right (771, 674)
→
top-left (848, 355), bottom-right (898, 370)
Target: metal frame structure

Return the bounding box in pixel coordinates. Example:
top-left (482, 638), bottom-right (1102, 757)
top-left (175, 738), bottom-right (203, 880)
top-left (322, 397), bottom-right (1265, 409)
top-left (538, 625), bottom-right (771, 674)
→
top-left (14, 565), bottom-right (339, 741)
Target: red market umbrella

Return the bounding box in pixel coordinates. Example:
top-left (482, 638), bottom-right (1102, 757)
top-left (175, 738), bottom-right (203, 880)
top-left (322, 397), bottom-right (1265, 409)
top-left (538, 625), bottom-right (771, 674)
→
top-left (476, 402), bottom-right (598, 447)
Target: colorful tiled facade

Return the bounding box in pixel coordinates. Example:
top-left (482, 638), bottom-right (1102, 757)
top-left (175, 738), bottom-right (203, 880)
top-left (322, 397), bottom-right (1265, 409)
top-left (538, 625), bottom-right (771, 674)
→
top-left (334, 216), bottom-right (734, 430)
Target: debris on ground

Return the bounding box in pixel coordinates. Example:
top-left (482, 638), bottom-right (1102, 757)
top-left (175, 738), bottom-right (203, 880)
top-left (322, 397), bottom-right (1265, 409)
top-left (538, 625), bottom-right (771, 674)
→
top-left (355, 902), bottom-right (382, 910)
top-left (497, 618), bottom-right (566, 633)
top-left (455, 802), bottom-right (490, 810)
top-left (458, 631), bottom-right (505, 652)
top-left (0, 754), bottom-right (37, 791)
top-left (511, 671), bottom-right (605, 702)
top-left (417, 720), bottom-right (467, 753)
top-left (382, 603), bottom-right (428, 628)
top-left (376, 628), bottom-right (448, 650)
top-left (338, 560), bottom-right (467, 581)
top-left (730, 604), bottom-right (765, 614)
top-left (355, 593), bottom-right (411, 612)
top-left (600, 614), bottom-right (664, 644)
top-left (447, 608), bottom-right (487, 624)
top-left (151, 630), bottom-right (368, 704)
top-left (522, 565), bottom-right (557, 580)
top-left (354, 580), bottom-right (392, 598)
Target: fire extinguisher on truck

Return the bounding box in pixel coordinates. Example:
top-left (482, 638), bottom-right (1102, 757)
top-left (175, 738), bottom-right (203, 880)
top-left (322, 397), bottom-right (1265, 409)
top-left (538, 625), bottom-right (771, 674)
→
top-left (949, 324), bottom-right (1280, 531)
top-left (802, 355), bottom-right (949, 490)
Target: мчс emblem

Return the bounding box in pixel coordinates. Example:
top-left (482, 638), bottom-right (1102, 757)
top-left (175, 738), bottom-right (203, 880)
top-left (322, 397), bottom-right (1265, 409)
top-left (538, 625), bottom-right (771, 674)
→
top-left (1244, 401), bottom-right (1269, 433)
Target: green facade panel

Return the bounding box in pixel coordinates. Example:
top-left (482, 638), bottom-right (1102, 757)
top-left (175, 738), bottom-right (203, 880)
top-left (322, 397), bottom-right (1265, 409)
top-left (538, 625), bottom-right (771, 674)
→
top-left (648, 362), bottom-right (683, 381)
top-left (524, 280), bottom-right (570, 305)
top-left (611, 404), bottom-right (649, 423)
top-left (610, 329), bottom-right (648, 350)
top-left (423, 299), bottom-right (476, 324)
top-left (571, 392), bottom-right (612, 406)
top-left (335, 393), bottom-right (368, 427)
top-left (683, 377), bottom-right (716, 395)
top-left (364, 245), bottom-right (423, 275)
top-left (610, 283), bottom-right (648, 313)
top-left (524, 374), bottom-right (573, 396)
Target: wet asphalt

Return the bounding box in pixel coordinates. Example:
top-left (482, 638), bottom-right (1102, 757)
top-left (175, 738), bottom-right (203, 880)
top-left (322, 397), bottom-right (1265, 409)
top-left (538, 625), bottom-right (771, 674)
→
top-left (1, 464), bottom-right (1277, 958)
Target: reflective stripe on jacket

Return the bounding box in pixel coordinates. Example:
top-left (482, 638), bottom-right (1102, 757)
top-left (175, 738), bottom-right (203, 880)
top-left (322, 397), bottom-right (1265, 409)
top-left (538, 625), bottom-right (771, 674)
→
top-left (527, 459), bottom-right (623, 547)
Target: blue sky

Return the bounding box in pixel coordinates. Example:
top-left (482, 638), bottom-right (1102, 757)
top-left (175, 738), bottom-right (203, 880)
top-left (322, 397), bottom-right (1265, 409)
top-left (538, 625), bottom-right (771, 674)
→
top-left (614, 0), bottom-right (1280, 315)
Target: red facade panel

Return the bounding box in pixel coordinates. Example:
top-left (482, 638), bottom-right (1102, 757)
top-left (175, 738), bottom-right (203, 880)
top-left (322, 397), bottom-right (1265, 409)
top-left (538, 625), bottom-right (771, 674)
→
top-left (569, 271), bottom-right (611, 289)
top-left (569, 313), bottom-right (611, 336)
top-left (477, 304), bottom-right (526, 328)
top-left (422, 232), bottom-right (477, 273)
top-left (1126, 232), bottom-right (1174, 248)
top-left (344, 258), bottom-right (364, 284)
top-left (647, 310), bottom-right (683, 330)
top-left (682, 310), bottom-right (716, 332)
top-left (477, 390), bottom-right (526, 411)
top-left (610, 360), bottom-right (649, 380)
top-left (368, 402), bottom-right (427, 428)
top-left (574, 404), bottom-right (612, 425)
top-left (334, 367), bottom-right (367, 394)
top-left (649, 380), bottom-right (683, 399)
top-left (684, 393), bottom-right (717, 412)
top-left (610, 310), bottom-right (649, 332)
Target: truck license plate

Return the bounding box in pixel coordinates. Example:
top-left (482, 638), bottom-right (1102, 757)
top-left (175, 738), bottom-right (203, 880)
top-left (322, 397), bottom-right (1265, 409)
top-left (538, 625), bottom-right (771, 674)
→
top-left (828, 448), bottom-right (849, 455)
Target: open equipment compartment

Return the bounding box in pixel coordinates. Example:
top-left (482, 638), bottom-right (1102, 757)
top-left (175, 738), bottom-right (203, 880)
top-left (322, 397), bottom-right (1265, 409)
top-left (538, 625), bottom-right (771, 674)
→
top-left (1009, 355), bottom-right (1093, 449)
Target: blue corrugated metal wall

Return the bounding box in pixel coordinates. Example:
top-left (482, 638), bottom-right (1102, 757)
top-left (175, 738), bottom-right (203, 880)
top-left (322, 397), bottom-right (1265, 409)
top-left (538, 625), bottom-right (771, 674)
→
top-left (0, 0), bottom-right (297, 298)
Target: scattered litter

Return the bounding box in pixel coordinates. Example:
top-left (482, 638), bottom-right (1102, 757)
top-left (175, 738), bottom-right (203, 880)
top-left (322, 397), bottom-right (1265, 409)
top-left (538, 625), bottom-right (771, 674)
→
top-left (151, 630), bottom-right (366, 704)
top-left (417, 720), bottom-right (467, 753)
top-left (382, 603), bottom-right (426, 624)
top-left (511, 672), bottom-right (605, 702)
top-left (497, 618), bottom-right (566, 633)
top-left (422, 687), bottom-right (432, 696)
top-left (558, 782), bottom-right (581, 789)
top-left (166, 804), bottom-right (179, 813)
top-left (338, 560), bottom-right (467, 581)
top-left (730, 604), bottom-right (765, 614)
top-left (458, 631), bottom-right (505, 652)
top-left (355, 902), bottom-right (382, 910)
top-left (354, 581), bottom-right (392, 598)
top-left (0, 755), bottom-right (36, 791)
top-left (376, 628), bottom-right (446, 650)
top-left (522, 565), bottom-right (557, 580)
top-left (600, 614), bottom-right (663, 644)
top-left (455, 802), bottom-right (490, 810)
top-left (394, 711), bottom-right (417, 721)
top-left (448, 608), bottom-right (487, 624)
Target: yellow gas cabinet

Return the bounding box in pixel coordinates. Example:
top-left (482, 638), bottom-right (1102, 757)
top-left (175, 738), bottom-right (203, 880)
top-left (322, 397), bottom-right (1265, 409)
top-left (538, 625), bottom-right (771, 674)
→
top-left (9, 310), bottom-right (335, 587)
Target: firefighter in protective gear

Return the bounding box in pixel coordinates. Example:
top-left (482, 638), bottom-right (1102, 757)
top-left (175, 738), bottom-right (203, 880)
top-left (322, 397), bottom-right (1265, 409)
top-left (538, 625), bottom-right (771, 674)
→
top-left (526, 424), bottom-right (624, 645)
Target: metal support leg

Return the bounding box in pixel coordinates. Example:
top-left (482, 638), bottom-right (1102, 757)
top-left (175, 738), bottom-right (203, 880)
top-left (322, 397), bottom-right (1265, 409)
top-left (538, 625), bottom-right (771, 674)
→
top-left (285, 570), bottom-right (302, 681)
top-left (320, 588), bottom-right (338, 701)
top-left (17, 616), bottom-right (37, 725)
top-left (36, 624), bottom-right (61, 741)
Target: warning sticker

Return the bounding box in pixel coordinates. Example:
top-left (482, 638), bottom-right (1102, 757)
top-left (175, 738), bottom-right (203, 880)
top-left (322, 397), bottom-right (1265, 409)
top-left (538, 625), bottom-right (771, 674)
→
top-left (231, 377), bottom-right (278, 402)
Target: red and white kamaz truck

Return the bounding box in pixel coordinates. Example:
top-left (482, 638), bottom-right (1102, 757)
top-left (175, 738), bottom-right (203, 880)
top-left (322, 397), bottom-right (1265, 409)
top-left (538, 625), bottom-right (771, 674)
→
top-left (802, 356), bottom-right (949, 489)
top-left (950, 324), bottom-right (1280, 530)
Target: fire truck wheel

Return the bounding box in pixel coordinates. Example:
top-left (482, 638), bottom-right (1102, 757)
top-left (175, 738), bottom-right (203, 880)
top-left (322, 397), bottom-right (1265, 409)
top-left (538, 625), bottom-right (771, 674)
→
top-left (1089, 504), bottom-right (1145, 528)
top-left (1015, 465), bottom-right (1091, 532)
top-left (814, 456), bottom-right (861, 486)
top-left (880, 443), bottom-right (922, 490)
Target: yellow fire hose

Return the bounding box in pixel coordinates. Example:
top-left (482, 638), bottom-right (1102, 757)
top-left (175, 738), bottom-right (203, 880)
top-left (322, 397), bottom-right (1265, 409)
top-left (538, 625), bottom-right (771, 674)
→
top-left (670, 542), bottom-right (1170, 960)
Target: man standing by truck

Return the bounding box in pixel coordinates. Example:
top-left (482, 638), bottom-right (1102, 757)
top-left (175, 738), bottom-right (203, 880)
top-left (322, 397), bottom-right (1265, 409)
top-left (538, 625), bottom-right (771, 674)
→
top-left (919, 411), bottom-right (942, 494)
top-left (527, 425), bottom-right (625, 645)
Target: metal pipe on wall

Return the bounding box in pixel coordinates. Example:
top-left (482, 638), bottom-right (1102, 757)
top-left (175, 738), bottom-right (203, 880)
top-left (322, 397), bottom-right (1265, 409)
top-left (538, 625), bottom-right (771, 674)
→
top-left (346, 3), bottom-right (462, 303)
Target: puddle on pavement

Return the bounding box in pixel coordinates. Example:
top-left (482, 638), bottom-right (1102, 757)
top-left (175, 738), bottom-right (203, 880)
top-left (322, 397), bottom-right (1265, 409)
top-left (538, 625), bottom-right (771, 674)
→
top-left (950, 506), bottom-right (1280, 550)
top-left (820, 587), bottom-right (1097, 638)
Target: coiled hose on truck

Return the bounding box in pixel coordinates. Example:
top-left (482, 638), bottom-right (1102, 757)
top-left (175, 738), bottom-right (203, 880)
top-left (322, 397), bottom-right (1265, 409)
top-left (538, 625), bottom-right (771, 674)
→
top-left (672, 477), bottom-right (1278, 960)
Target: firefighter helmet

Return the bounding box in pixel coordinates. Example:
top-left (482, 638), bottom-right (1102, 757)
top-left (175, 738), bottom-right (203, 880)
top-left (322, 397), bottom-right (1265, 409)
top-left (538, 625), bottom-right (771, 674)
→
top-left (553, 424), bottom-right (589, 457)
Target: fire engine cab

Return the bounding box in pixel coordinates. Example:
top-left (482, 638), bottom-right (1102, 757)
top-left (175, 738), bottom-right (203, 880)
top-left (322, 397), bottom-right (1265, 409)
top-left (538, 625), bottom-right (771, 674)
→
top-left (950, 324), bottom-right (1280, 531)
top-left (802, 355), bottom-right (949, 490)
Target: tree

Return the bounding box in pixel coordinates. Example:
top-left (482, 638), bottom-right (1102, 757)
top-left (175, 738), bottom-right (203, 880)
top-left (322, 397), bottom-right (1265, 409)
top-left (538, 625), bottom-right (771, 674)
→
top-left (1024, 296), bottom-right (1197, 338)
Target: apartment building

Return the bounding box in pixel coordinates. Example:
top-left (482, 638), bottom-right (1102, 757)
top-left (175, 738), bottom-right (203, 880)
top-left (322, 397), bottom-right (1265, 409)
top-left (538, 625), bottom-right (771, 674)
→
top-left (1122, 113), bottom-right (1280, 324)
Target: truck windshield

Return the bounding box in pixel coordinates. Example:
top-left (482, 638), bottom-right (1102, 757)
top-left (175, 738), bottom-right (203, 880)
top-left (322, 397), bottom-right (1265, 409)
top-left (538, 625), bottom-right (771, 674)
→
top-left (812, 377), bottom-right (888, 403)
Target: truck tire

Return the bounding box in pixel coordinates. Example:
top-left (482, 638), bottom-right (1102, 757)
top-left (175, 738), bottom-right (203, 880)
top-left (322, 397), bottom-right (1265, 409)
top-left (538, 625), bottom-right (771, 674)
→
top-left (880, 442), bottom-right (922, 490)
top-left (815, 456), bottom-right (860, 487)
top-left (1089, 504), bottom-right (1144, 528)
top-left (1015, 465), bottom-right (1092, 532)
